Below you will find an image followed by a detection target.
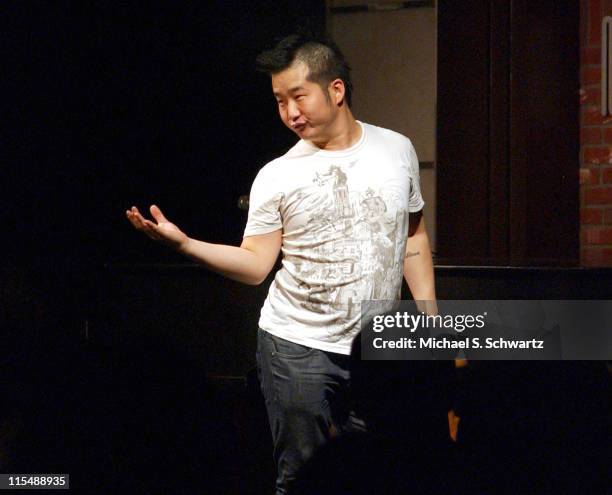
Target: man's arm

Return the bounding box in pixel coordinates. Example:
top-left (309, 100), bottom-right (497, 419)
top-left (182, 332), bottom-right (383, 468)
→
top-left (126, 205), bottom-right (281, 285)
top-left (403, 210), bottom-right (437, 314)
top-left (405, 208), bottom-right (467, 440)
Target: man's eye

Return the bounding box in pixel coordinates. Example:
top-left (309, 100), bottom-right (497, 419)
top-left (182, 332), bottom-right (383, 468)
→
top-left (296, 95), bottom-right (305, 100)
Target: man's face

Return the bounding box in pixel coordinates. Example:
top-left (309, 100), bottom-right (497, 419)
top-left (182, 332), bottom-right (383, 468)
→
top-left (271, 61), bottom-right (338, 143)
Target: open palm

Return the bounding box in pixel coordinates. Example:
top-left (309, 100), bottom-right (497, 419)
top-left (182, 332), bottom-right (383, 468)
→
top-left (126, 204), bottom-right (188, 249)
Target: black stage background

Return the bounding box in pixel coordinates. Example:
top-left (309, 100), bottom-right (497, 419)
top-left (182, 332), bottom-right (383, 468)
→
top-left (4, 0), bottom-right (324, 271)
top-left (2, 2), bottom-right (324, 493)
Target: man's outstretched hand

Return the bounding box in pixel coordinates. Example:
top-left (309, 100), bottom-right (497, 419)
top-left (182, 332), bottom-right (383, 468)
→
top-left (125, 205), bottom-right (188, 250)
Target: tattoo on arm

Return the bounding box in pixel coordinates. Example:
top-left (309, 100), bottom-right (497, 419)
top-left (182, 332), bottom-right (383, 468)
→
top-left (405, 250), bottom-right (420, 259)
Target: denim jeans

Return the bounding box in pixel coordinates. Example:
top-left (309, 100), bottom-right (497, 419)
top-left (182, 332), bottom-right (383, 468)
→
top-left (256, 328), bottom-right (366, 495)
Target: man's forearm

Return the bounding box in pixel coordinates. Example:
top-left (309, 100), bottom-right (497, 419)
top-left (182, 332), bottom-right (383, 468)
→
top-left (403, 230), bottom-right (436, 313)
top-left (125, 205), bottom-right (281, 285)
top-left (178, 237), bottom-right (268, 285)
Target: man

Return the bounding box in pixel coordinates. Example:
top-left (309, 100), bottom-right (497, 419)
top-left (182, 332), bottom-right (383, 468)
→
top-left (126, 33), bottom-right (435, 494)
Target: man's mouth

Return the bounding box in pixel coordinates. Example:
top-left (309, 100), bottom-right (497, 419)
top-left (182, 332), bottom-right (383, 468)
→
top-left (292, 123), bottom-right (307, 132)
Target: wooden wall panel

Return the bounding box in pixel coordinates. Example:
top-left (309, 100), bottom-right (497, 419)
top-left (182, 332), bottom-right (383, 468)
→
top-left (437, 0), bottom-right (491, 260)
top-left (437, 0), bottom-right (580, 265)
top-left (509, 0), bottom-right (580, 264)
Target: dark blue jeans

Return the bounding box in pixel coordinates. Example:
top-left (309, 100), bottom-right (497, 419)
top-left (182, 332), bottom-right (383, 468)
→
top-left (256, 328), bottom-right (366, 495)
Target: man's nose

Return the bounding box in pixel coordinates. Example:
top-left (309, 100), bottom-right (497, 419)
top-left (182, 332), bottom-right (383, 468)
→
top-left (287, 99), bottom-right (300, 121)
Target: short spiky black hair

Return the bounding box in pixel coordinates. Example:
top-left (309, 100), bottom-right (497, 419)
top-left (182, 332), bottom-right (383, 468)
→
top-left (256, 33), bottom-right (353, 107)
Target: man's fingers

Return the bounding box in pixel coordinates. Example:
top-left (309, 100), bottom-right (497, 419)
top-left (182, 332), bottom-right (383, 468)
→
top-left (126, 207), bottom-right (146, 230)
top-left (126, 206), bottom-right (156, 237)
top-left (150, 204), bottom-right (168, 223)
top-left (126, 209), bottom-right (142, 229)
top-left (130, 206), bottom-right (142, 218)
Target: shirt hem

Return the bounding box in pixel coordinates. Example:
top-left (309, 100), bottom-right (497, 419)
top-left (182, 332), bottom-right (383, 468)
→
top-left (258, 325), bottom-right (354, 356)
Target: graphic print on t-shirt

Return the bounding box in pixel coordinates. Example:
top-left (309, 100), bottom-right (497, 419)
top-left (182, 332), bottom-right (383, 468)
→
top-left (244, 122), bottom-right (423, 353)
top-left (288, 163), bottom-right (407, 325)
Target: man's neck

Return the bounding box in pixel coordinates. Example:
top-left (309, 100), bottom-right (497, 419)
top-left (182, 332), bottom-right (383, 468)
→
top-left (310, 111), bottom-right (362, 151)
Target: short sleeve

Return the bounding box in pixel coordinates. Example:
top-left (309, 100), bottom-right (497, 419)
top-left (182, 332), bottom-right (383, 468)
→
top-left (406, 141), bottom-right (425, 213)
top-left (243, 167), bottom-right (284, 237)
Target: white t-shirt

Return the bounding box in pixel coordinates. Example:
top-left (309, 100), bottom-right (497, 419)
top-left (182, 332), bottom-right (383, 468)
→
top-left (244, 121), bottom-right (424, 354)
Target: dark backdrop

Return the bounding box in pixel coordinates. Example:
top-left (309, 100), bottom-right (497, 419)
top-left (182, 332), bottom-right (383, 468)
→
top-left (2, 0), bottom-right (325, 339)
top-left (4, 1), bottom-right (325, 269)
top-left (2, 3), bottom-right (325, 488)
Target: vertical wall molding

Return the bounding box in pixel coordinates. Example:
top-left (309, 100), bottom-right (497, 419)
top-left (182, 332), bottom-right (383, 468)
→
top-left (602, 16), bottom-right (612, 115)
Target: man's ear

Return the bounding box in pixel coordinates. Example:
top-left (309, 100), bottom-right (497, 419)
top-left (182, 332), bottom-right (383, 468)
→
top-left (329, 78), bottom-right (346, 106)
